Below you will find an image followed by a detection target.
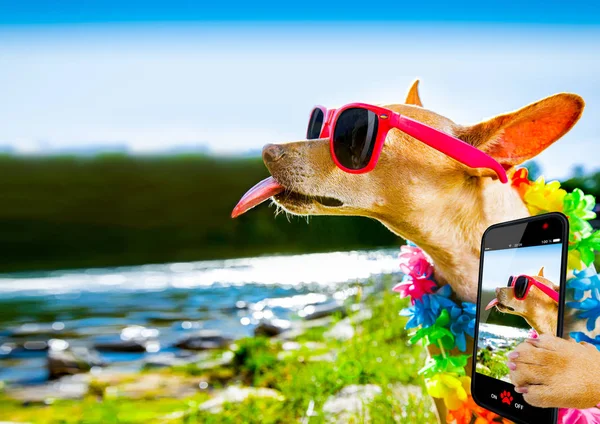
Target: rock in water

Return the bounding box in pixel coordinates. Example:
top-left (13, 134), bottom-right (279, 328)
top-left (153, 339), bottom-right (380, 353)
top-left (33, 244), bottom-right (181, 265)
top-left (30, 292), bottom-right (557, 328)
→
top-left (95, 325), bottom-right (159, 352)
top-left (174, 330), bottom-right (233, 351)
top-left (47, 340), bottom-right (104, 379)
top-left (94, 339), bottom-right (148, 353)
top-left (143, 352), bottom-right (210, 369)
top-left (254, 318), bottom-right (291, 337)
top-left (300, 302), bottom-right (347, 320)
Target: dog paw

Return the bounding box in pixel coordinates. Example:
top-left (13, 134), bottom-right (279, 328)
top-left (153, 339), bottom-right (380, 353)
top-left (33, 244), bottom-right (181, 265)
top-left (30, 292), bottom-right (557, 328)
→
top-left (507, 334), bottom-right (600, 409)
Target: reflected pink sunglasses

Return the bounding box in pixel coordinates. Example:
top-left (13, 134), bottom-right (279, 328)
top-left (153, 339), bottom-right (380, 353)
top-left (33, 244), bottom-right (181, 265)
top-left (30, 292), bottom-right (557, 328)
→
top-left (306, 103), bottom-right (508, 183)
top-left (508, 275), bottom-right (559, 302)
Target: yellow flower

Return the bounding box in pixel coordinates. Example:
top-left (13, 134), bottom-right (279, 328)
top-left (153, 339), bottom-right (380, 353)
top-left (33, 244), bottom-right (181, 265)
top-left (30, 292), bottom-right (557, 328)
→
top-left (568, 249), bottom-right (586, 271)
top-left (523, 177), bottom-right (566, 215)
top-left (425, 373), bottom-right (471, 410)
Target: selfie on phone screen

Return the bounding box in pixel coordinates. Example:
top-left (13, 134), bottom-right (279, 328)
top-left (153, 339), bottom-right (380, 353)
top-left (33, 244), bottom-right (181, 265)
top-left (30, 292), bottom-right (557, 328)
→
top-left (473, 214), bottom-right (569, 424)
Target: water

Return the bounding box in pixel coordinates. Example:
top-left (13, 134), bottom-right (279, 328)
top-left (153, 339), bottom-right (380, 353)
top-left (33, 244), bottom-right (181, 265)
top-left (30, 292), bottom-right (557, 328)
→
top-left (477, 322), bottom-right (531, 351)
top-left (0, 248), bottom-right (401, 385)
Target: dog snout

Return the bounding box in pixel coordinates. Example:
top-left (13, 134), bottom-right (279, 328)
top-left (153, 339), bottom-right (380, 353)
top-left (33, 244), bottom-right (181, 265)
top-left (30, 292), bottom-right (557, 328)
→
top-left (262, 144), bottom-right (286, 163)
top-left (496, 287), bottom-right (511, 303)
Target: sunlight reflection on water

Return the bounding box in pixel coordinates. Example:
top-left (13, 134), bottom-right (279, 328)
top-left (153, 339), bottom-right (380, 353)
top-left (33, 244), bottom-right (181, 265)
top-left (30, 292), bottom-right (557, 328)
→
top-left (0, 248), bottom-right (402, 384)
top-left (0, 249), bottom-right (401, 296)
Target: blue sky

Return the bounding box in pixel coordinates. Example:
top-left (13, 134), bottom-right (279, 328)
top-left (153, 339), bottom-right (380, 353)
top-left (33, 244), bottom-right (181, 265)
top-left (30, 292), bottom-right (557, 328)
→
top-left (1, 1), bottom-right (599, 25)
top-left (481, 244), bottom-right (562, 293)
top-left (0, 5), bottom-right (599, 178)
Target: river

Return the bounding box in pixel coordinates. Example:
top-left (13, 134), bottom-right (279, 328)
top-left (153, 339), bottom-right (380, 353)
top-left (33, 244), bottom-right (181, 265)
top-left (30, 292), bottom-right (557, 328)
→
top-left (0, 248), bottom-right (401, 385)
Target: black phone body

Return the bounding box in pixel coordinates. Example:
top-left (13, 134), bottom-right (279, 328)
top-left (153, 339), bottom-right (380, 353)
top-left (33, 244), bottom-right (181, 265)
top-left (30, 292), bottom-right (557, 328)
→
top-left (472, 213), bottom-right (569, 424)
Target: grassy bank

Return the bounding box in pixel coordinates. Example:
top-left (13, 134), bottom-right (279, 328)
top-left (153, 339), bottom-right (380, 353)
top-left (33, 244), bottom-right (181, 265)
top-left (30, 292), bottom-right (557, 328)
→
top-left (0, 289), bottom-right (436, 424)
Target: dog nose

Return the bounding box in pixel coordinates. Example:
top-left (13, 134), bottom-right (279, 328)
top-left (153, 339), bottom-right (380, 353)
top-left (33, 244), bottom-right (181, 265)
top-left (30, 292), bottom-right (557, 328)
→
top-left (262, 144), bottom-right (286, 163)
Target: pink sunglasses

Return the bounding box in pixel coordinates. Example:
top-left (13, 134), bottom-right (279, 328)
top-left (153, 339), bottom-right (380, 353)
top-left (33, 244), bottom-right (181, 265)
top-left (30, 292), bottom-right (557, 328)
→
top-left (508, 275), bottom-right (559, 302)
top-left (307, 103), bottom-right (508, 183)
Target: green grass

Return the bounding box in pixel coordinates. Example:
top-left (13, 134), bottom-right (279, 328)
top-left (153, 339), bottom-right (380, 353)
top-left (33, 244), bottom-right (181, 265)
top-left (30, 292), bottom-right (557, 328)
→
top-left (189, 291), bottom-right (436, 423)
top-left (476, 347), bottom-right (511, 381)
top-left (0, 290), bottom-right (437, 423)
top-left (0, 395), bottom-right (210, 424)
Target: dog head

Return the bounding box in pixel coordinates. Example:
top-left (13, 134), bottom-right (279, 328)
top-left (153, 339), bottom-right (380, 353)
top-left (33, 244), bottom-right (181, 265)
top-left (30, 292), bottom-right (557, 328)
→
top-left (232, 81), bottom-right (583, 301)
top-left (255, 82), bottom-right (583, 233)
top-left (493, 267), bottom-right (559, 335)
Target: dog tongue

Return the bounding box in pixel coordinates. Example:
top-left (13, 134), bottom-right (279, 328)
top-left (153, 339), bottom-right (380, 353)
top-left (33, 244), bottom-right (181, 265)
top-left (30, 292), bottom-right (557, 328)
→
top-left (485, 298), bottom-right (499, 311)
top-left (231, 177), bottom-right (285, 218)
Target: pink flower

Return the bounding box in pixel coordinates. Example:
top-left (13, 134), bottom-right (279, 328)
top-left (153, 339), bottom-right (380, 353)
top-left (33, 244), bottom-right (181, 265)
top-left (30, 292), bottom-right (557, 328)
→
top-left (528, 328), bottom-right (539, 339)
top-left (559, 407), bottom-right (600, 424)
top-left (392, 278), bottom-right (437, 303)
top-left (398, 245), bottom-right (433, 279)
top-left (393, 245), bottom-right (437, 303)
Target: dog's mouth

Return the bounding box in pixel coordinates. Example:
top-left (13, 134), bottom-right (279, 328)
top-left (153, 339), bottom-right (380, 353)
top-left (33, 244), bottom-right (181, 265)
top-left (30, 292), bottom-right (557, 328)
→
top-left (231, 176), bottom-right (343, 218)
top-left (274, 190), bottom-right (344, 208)
top-left (495, 302), bottom-right (515, 313)
top-left (485, 298), bottom-right (515, 312)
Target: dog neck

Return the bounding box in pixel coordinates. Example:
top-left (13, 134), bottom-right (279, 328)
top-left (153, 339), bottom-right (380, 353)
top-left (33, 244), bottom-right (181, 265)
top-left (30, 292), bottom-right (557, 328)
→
top-left (382, 177), bottom-right (529, 303)
top-left (523, 307), bottom-right (558, 335)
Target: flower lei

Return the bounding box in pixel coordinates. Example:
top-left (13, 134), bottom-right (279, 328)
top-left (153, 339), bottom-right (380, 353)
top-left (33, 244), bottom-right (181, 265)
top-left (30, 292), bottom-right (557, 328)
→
top-left (393, 168), bottom-right (600, 424)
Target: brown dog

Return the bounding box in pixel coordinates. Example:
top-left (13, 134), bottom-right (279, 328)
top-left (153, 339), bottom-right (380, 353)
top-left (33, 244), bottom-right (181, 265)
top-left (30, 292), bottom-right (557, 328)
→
top-left (492, 267), bottom-right (559, 336)
top-left (235, 81), bottom-right (598, 420)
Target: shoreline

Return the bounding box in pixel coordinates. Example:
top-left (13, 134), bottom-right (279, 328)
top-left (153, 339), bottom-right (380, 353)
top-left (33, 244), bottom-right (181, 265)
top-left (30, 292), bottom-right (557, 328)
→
top-left (0, 276), bottom-right (438, 423)
top-left (0, 250), bottom-right (402, 387)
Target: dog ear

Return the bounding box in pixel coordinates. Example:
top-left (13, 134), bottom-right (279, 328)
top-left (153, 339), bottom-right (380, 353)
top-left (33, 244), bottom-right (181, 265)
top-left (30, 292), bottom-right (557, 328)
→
top-left (405, 80), bottom-right (423, 106)
top-left (537, 267), bottom-right (545, 277)
top-left (456, 93), bottom-right (584, 170)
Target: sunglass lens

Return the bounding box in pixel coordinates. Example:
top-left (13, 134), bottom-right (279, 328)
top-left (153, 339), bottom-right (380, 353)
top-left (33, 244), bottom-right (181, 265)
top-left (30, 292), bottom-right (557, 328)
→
top-left (514, 276), bottom-right (528, 299)
top-left (507, 276), bottom-right (514, 287)
top-left (332, 108), bottom-right (378, 170)
top-left (307, 108), bottom-right (325, 139)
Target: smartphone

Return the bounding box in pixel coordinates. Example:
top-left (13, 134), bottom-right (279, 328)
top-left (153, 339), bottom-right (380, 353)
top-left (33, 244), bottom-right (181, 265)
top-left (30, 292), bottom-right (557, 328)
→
top-left (472, 212), bottom-right (569, 424)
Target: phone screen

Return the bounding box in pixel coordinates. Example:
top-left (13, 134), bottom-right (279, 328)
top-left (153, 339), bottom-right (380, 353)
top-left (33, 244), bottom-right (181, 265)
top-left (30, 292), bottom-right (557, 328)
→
top-left (472, 213), bottom-right (568, 424)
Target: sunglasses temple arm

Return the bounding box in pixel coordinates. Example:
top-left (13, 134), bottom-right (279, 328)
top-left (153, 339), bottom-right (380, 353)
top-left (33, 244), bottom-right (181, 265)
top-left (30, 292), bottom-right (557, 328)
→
top-left (532, 280), bottom-right (560, 303)
top-left (394, 114), bottom-right (508, 183)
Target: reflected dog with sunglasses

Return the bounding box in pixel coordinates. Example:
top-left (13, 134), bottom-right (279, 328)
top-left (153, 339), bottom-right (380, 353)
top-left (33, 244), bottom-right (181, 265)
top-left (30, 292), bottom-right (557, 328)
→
top-left (486, 267), bottom-right (560, 335)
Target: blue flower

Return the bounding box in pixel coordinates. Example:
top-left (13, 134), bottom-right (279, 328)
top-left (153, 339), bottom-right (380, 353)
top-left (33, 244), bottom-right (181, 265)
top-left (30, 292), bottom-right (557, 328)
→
top-left (570, 331), bottom-right (600, 351)
top-left (567, 266), bottom-right (600, 301)
top-left (448, 302), bottom-right (476, 352)
top-left (567, 288), bottom-right (600, 332)
top-left (401, 284), bottom-right (457, 329)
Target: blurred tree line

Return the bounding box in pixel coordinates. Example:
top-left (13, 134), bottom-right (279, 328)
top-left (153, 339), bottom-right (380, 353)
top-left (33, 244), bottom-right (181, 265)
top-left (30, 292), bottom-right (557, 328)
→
top-left (0, 155), bottom-right (397, 272)
top-left (0, 156), bottom-right (596, 273)
top-left (562, 167), bottom-right (600, 197)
